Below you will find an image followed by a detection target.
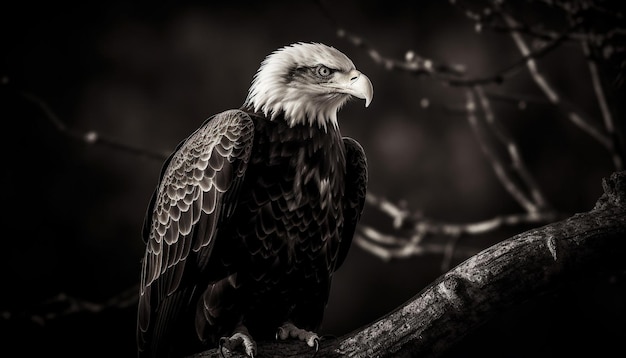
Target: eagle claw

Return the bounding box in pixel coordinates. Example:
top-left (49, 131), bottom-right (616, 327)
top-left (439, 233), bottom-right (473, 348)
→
top-left (275, 322), bottom-right (320, 352)
top-left (219, 331), bottom-right (257, 358)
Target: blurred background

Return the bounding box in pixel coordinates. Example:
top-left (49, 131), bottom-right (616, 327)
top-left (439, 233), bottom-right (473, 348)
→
top-left (1, 0), bottom-right (624, 357)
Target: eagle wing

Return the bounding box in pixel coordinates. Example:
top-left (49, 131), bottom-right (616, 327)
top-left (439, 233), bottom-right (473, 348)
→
top-left (137, 109), bottom-right (254, 355)
top-left (335, 137), bottom-right (367, 271)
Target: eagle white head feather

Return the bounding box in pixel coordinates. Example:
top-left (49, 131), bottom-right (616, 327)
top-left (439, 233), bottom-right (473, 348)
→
top-left (243, 42), bottom-right (373, 130)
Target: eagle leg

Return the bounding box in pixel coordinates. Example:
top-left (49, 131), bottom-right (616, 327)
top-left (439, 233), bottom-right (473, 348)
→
top-left (275, 322), bottom-right (320, 352)
top-left (219, 325), bottom-right (257, 358)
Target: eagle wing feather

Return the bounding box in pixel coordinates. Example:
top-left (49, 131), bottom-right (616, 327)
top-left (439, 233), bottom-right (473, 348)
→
top-left (137, 109), bottom-right (254, 355)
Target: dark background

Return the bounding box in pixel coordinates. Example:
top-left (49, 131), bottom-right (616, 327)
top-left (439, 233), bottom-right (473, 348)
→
top-left (1, 1), bottom-right (624, 357)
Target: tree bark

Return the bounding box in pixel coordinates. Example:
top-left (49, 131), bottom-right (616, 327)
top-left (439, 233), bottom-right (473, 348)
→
top-left (191, 171), bottom-right (626, 358)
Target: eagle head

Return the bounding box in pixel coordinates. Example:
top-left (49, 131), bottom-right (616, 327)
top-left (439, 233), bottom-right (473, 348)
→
top-left (243, 42), bottom-right (373, 129)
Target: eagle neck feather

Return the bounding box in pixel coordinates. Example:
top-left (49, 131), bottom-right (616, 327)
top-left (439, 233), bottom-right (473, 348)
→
top-left (244, 93), bottom-right (343, 133)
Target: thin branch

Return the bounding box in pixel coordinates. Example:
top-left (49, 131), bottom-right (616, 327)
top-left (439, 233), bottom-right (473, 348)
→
top-left (356, 227), bottom-right (426, 261)
top-left (488, 23), bottom-right (586, 42)
top-left (1, 285), bottom-right (138, 326)
top-left (334, 27), bottom-right (466, 80)
top-left (450, 19), bottom-right (582, 86)
top-left (357, 192), bottom-right (562, 265)
top-left (474, 86), bottom-right (549, 210)
top-left (356, 209), bottom-right (561, 262)
top-left (580, 39), bottom-right (623, 170)
top-left (315, 0), bottom-right (466, 81)
top-left (364, 193), bottom-right (413, 229)
top-left (19, 90), bottom-right (170, 162)
top-left (502, 14), bottom-right (561, 102)
top-left (466, 88), bottom-right (538, 213)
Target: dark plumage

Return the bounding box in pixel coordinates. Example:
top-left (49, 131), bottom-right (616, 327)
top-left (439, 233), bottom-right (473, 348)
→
top-left (137, 42), bottom-right (372, 357)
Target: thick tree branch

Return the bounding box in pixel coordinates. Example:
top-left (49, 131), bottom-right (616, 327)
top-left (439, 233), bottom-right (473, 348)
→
top-left (191, 170), bottom-right (626, 357)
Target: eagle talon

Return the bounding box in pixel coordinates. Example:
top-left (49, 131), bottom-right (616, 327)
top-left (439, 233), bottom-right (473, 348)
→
top-left (310, 337), bottom-right (320, 358)
top-left (276, 322), bottom-right (320, 353)
top-left (219, 332), bottom-right (257, 358)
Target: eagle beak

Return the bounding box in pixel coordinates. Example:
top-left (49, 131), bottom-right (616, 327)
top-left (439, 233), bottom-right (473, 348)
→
top-left (345, 70), bottom-right (373, 107)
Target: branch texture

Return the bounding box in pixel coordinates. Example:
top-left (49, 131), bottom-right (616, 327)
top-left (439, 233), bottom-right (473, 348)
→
top-left (192, 171), bottom-right (626, 357)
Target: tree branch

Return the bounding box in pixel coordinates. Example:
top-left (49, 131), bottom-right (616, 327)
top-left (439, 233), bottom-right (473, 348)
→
top-left (19, 89), bottom-right (170, 162)
top-left (579, 33), bottom-right (623, 170)
top-left (190, 170), bottom-right (626, 357)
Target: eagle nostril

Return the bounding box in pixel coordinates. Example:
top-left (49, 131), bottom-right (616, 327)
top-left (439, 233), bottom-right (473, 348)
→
top-left (350, 76), bottom-right (358, 81)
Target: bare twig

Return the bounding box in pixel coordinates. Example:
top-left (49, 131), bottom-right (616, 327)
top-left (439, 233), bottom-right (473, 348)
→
top-left (19, 90), bottom-right (170, 162)
top-left (1, 285), bottom-right (138, 326)
top-left (474, 86), bottom-right (549, 210)
top-left (502, 14), bottom-right (560, 102)
top-left (580, 38), bottom-right (623, 170)
top-left (364, 194), bottom-right (413, 229)
top-left (357, 193), bottom-right (562, 264)
top-left (466, 88), bottom-right (538, 213)
top-left (315, 0), bottom-right (466, 81)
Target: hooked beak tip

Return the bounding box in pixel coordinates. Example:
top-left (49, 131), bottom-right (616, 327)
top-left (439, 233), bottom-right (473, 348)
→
top-left (352, 72), bottom-right (373, 108)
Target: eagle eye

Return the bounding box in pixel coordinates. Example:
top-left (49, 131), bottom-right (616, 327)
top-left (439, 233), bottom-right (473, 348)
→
top-left (316, 65), bottom-right (333, 77)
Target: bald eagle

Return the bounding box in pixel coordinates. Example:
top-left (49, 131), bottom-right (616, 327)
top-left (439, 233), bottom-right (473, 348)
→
top-left (137, 42), bottom-right (372, 358)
